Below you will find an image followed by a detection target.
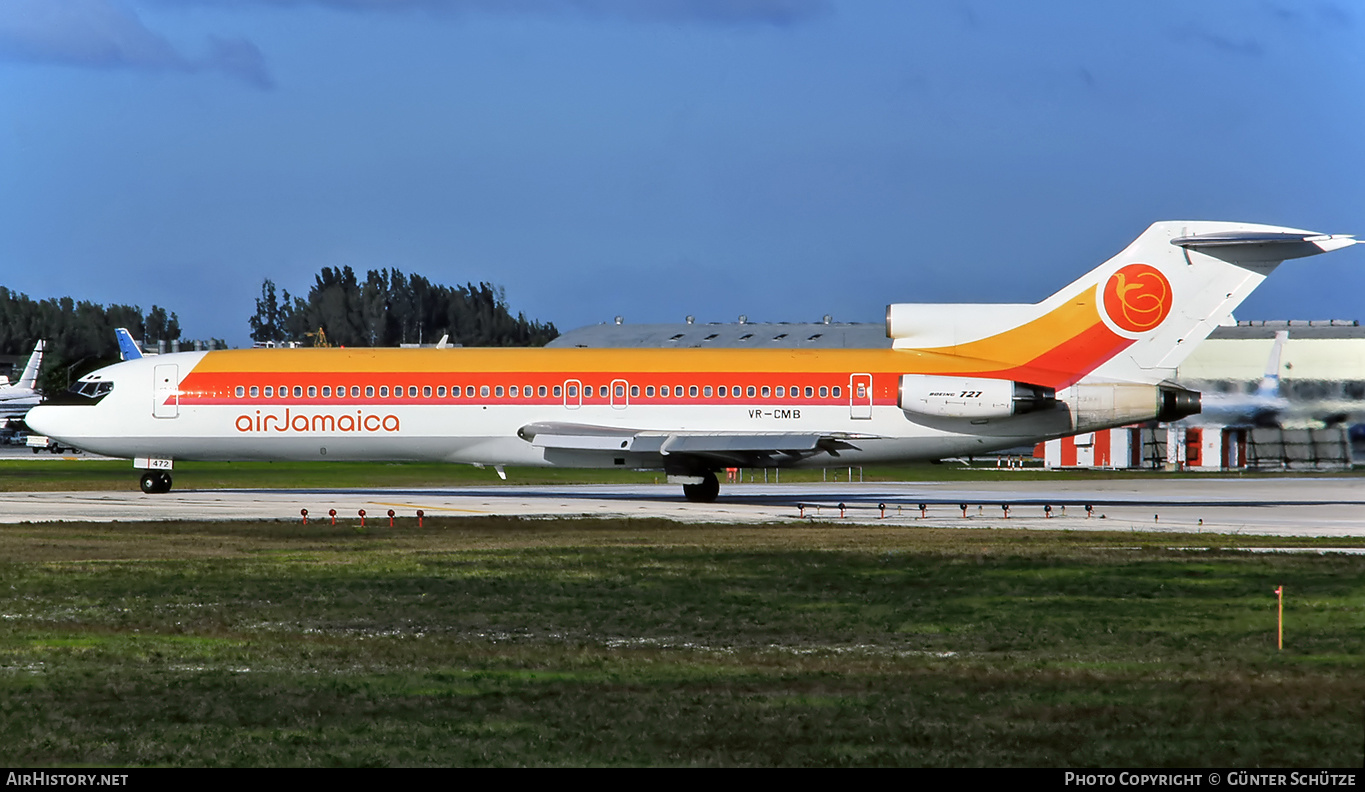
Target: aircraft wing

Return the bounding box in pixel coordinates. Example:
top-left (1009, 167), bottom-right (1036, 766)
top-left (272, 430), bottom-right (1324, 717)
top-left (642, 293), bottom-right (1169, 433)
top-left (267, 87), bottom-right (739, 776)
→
top-left (517, 422), bottom-right (877, 467)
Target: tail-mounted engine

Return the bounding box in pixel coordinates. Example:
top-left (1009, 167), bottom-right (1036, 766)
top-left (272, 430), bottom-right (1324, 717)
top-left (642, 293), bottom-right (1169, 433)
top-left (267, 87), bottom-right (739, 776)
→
top-left (1064, 382), bottom-right (1201, 433)
top-left (898, 375), bottom-right (1201, 433)
top-left (898, 375), bottom-right (1056, 420)
top-left (1158, 386), bottom-right (1201, 421)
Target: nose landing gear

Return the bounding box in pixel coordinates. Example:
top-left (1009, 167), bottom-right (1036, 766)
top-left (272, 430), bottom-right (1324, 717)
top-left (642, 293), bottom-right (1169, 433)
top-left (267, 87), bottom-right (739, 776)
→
top-left (139, 471), bottom-right (173, 494)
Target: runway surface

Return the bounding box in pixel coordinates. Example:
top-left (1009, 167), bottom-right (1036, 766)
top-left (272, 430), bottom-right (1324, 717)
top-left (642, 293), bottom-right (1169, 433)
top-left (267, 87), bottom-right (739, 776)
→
top-left (3, 477), bottom-right (1365, 537)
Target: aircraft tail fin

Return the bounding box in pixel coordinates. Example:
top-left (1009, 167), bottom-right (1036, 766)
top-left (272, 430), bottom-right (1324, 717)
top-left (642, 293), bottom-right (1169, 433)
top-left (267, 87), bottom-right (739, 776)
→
top-left (1088, 223), bottom-right (1354, 383)
top-left (16, 340), bottom-right (44, 390)
top-left (1255, 330), bottom-right (1289, 398)
top-left (116, 328), bottom-right (144, 361)
top-left (887, 222), bottom-right (1356, 388)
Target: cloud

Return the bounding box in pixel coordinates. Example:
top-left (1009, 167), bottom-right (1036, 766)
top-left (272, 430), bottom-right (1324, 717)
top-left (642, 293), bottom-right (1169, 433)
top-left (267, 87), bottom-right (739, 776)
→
top-left (1179, 28), bottom-right (1265, 58)
top-left (0, 0), bottom-right (273, 88)
top-left (1170, 3), bottom-right (1356, 60)
top-left (167, 0), bottom-right (831, 28)
top-left (566, 0), bottom-right (830, 27)
top-left (1266, 1), bottom-right (1355, 30)
top-left (204, 35), bottom-right (272, 89)
top-left (0, 0), bottom-right (823, 89)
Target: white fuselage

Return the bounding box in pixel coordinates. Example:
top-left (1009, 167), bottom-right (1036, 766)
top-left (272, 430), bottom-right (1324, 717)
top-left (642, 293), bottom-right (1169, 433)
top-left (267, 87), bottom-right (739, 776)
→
top-left (27, 349), bottom-right (1098, 468)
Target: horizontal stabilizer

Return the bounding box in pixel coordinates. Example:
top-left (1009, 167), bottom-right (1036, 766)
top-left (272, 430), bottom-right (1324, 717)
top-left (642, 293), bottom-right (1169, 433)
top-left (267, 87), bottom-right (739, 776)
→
top-left (1172, 231), bottom-right (1356, 251)
top-left (1171, 231), bottom-right (1356, 264)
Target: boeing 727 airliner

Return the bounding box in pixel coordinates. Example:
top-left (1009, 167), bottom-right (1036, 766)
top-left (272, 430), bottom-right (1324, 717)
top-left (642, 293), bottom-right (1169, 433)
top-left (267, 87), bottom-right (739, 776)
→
top-left (26, 222), bottom-right (1358, 498)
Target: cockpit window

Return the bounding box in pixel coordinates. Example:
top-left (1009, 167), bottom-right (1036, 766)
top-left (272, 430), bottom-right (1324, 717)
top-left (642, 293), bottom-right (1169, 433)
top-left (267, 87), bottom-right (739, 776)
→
top-left (47, 378), bottom-right (114, 406)
top-left (72, 380), bottom-right (113, 399)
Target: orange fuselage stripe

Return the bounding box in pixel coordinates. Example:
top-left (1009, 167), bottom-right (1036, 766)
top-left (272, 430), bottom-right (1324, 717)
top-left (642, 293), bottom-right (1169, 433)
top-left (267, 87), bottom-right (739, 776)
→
top-left (178, 288), bottom-right (1129, 404)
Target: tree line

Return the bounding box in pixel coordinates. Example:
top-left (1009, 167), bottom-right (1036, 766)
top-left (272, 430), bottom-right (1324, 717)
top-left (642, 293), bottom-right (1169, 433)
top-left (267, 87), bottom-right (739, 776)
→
top-left (0, 288), bottom-right (183, 393)
top-left (0, 269), bottom-right (557, 395)
top-left (249, 267), bottom-right (557, 348)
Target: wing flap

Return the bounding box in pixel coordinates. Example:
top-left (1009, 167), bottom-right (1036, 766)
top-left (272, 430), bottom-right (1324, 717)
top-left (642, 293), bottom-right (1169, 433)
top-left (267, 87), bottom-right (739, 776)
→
top-left (532, 434), bottom-right (633, 451)
top-left (520, 421), bottom-right (635, 452)
top-left (658, 433), bottom-right (826, 454)
top-left (518, 421), bottom-right (876, 465)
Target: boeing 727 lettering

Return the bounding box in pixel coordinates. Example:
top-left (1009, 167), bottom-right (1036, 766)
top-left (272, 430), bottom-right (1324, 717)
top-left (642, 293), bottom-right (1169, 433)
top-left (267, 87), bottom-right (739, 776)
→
top-left (26, 222), bottom-right (1358, 498)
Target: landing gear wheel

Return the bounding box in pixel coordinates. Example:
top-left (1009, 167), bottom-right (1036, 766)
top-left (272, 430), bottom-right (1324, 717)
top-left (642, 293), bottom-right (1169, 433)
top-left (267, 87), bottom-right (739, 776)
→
top-left (139, 471), bottom-right (172, 494)
top-left (682, 471), bottom-right (720, 503)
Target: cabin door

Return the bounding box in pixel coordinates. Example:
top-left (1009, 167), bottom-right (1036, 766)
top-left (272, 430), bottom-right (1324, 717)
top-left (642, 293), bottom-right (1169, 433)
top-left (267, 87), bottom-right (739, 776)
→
top-left (849, 373), bottom-right (872, 420)
top-left (153, 364), bottom-right (179, 419)
top-left (563, 379), bottom-right (582, 410)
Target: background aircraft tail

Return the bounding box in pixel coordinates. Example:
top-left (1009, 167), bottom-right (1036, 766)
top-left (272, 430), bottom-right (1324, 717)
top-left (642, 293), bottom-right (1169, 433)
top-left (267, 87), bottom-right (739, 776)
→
top-left (116, 328), bottom-right (144, 361)
top-left (888, 222), bottom-right (1356, 387)
top-left (16, 340), bottom-right (44, 390)
top-left (1255, 330), bottom-right (1289, 399)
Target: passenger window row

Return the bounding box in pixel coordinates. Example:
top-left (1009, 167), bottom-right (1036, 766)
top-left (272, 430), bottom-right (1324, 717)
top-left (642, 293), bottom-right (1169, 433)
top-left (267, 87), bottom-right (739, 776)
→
top-left (228, 382), bottom-right (847, 400)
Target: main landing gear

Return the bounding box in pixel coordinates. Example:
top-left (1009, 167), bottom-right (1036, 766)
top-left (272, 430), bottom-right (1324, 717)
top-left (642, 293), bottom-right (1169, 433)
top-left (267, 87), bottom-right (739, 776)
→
top-left (139, 471), bottom-right (173, 494)
top-left (681, 471), bottom-right (720, 503)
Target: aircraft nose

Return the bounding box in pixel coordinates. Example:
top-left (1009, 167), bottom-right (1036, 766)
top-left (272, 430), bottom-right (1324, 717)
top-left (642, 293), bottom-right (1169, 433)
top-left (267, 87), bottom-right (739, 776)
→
top-left (24, 405), bottom-right (69, 441)
top-left (24, 405), bottom-right (56, 435)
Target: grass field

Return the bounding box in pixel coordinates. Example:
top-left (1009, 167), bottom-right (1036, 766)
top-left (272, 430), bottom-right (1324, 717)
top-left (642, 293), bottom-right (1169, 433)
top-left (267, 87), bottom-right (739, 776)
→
top-left (1, 517), bottom-right (1361, 767)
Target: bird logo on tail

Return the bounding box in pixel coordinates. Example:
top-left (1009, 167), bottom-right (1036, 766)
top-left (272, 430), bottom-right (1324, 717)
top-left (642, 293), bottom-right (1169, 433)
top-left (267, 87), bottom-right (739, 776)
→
top-left (1102, 263), bottom-right (1171, 335)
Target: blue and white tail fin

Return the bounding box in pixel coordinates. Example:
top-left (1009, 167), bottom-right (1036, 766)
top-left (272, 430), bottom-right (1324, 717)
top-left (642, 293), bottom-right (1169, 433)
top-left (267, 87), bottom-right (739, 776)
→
top-left (116, 329), bottom-right (144, 361)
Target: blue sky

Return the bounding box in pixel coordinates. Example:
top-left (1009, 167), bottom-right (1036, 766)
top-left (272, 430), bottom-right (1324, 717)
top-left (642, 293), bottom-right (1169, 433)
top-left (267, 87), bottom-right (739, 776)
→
top-left (2, 0), bottom-right (1362, 345)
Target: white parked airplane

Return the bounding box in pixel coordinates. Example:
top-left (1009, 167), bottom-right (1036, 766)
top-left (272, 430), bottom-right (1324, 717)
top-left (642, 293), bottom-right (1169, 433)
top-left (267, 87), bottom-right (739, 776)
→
top-left (0, 340), bottom-right (45, 424)
top-left (26, 222), bottom-right (1358, 497)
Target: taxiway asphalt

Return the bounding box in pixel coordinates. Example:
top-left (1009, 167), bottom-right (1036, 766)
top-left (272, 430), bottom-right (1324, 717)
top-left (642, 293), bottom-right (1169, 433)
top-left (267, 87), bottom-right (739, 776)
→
top-left (2, 478), bottom-right (1364, 537)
